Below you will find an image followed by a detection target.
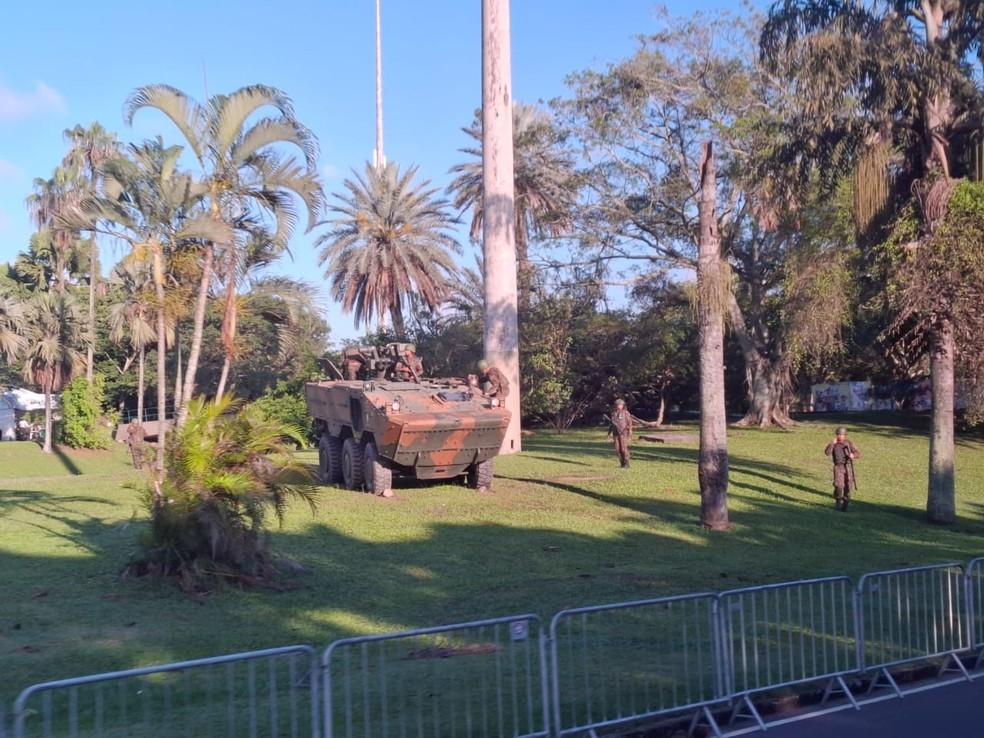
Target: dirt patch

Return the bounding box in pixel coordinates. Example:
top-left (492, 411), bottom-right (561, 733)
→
top-left (551, 475), bottom-right (615, 483)
top-left (402, 643), bottom-right (498, 660)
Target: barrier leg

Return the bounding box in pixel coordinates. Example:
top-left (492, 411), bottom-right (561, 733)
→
top-left (865, 668), bottom-right (903, 699)
top-left (938, 653), bottom-right (971, 682)
top-left (687, 706), bottom-right (723, 738)
top-left (821, 676), bottom-right (859, 710)
top-left (728, 695), bottom-right (766, 731)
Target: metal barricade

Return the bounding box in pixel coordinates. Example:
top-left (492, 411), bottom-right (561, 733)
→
top-left (322, 614), bottom-right (549, 738)
top-left (718, 577), bottom-right (859, 728)
top-left (13, 645), bottom-right (318, 738)
top-left (964, 557), bottom-right (984, 668)
top-left (549, 593), bottom-right (725, 738)
top-left (856, 563), bottom-right (971, 695)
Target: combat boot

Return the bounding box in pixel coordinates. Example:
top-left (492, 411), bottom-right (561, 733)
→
top-left (840, 498), bottom-right (849, 512)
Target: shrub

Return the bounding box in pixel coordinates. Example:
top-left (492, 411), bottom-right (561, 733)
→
top-left (60, 374), bottom-right (108, 449)
top-left (126, 396), bottom-right (319, 591)
top-left (252, 379), bottom-right (315, 445)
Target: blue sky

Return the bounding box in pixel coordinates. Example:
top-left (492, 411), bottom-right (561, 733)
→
top-left (0, 0), bottom-right (737, 342)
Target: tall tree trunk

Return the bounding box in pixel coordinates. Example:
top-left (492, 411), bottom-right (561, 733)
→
top-left (655, 395), bottom-right (665, 427)
top-left (216, 356), bottom-right (231, 401)
top-left (697, 142), bottom-right (729, 530)
top-left (216, 258), bottom-right (237, 401)
top-left (86, 238), bottom-right (97, 385)
top-left (389, 303), bottom-right (406, 340)
top-left (482, 0), bottom-right (522, 454)
top-left (137, 344), bottom-right (145, 423)
top-left (173, 329), bottom-right (183, 411)
top-left (927, 320), bottom-right (956, 523)
top-left (43, 379), bottom-right (53, 454)
top-left (153, 244), bottom-right (167, 477)
top-left (177, 245), bottom-right (213, 427)
top-left (727, 294), bottom-right (794, 428)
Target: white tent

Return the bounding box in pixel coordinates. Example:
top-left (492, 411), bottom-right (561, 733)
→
top-left (0, 389), bottom-right (56, 441)
top-left (1, 388), bottom-right (52, 412)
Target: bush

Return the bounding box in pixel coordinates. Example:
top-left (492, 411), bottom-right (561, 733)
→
top-left (60, 374), bottom-right (108, 449)
top-left (251, 380), bottom-right (315, 445)
top-left (126, 396), bottom-right (318, 591)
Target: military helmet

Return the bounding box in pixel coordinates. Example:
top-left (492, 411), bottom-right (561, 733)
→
top-left (477, 359), bottom-right (489, 371)
top-left (614, 398), bottom-right (626, 408)
top-left (835, 426), bottom-right (848, 436)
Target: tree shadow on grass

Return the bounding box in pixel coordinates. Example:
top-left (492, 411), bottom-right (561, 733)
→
top-left (51, 445), bottom-right (84, 475)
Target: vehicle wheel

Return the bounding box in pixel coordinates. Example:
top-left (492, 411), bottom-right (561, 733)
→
top-left (468, 459), bottom-right (494, 492)
top-left (318, 434), bottom-right (343, 484)
top-left (364, 441), bottom-right (393, 497)
top-left (341, 437), bottom-right (365, 491)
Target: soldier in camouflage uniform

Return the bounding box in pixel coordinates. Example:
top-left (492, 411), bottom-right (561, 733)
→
top-left (125, 420), bottom-right (146, 470)
top-left (608, 398), bottom-right (633, 468)
top-left (477, 360), bottom-right (509, 399)
top-left (824, 426), bottom-right (860, 511)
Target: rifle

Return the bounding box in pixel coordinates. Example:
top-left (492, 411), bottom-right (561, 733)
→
top-left (320, 356), bottom-right (345, 381)
top-left (847, 455), bottom-right (859, 492)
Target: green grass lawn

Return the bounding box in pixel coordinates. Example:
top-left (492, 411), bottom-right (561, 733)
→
top-left (2, 414), bottom-right (984, 707)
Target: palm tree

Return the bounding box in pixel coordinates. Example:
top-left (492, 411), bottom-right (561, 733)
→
top-left (124, 84), bottom-right (323, 425)
top-left (25, 169), bottom-right (86, 294)
top-left (62, 123), bottom-right (120, 385)
top-left (107, 257), bottom-right (157, 423)
top-left (72, 139), bottom-right (232, 474)
top-left (761, 0), bottom-right (984, 523)
top-left (448, 102), bottom-right (575, 297)
top-left (22, 291), bottom-right (86, 453)
top-left (317, 162), bottom-right (461, 337)
top-left (130, 395), bottom-right (317, 588)
top-left (0, 293), bottom-right (29, 364)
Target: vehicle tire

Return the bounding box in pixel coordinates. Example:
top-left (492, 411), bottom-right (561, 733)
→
top-left (364, 441), bottom-right (393, 497)
top-left (468, 459), bottom-right (494, 492)
top-left (341, 437), bottom-right (365, 491)
top-left (318, 434), bottom-right (343, 484)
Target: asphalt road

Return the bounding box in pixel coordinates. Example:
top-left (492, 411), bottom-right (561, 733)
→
top-left (765, 681), bottom-right (984, 738)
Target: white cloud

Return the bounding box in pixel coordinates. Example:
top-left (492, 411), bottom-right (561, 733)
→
top-left (0, 160), bottom-right (22, 179)
top-left (0, 81), bottom-right (66, 121)
top-left (320, 163), bottom-right (340, 180)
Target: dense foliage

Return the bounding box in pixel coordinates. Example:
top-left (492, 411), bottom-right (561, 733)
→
top-left (60, 374), bottom-right (108, 448)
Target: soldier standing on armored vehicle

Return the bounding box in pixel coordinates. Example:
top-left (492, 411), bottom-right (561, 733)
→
top-left (477, 360), bottom-right (509, 399)
top-left (393, 347), bottom-right (424, 382)
top-left (824, 426), bottom-right (860, 511)
top-left (608, 398), bottom-right (633, 468)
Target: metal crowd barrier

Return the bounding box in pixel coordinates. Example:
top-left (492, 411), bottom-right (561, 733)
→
top-left (549, 593), bottom-right (726, 738)
top-left (718, 577), bottom-right (858, 729)
top-left (13, 645), bottom-right (318, 738)
top-left (964, 557), bottom-right (984, 670)
top-left (856, 563), bottom-right (971, 696)
top-left (13, 559), bottom-right (984, 737)
top-left (321, 614), bottom-right (549, 738)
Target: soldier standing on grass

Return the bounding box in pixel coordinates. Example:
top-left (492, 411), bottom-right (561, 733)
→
top-left (125, 420), bottom-right (146, 470)
top-left (608, 398), bottom-right (633, 468)
top-left (824, 426), bottom-right (860, 511)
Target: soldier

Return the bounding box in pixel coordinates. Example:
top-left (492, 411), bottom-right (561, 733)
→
top-left (824, 426), bottom-right (860, 511)
top-left (608, 399), bottom-right (633, 468)
top-left (477, 360), bottom-right (509, 399)
top-left (393, 349), bottom-right (424, 382)
top-left (125, 420), bottom-right (146, 470)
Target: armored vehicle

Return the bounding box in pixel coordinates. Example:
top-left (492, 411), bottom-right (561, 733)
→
top-left (305, 344), bottom-right (510, 496)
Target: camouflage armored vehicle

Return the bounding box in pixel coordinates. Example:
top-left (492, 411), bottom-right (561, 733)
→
top-left (305, 344), bottom-right (510, 496)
